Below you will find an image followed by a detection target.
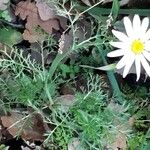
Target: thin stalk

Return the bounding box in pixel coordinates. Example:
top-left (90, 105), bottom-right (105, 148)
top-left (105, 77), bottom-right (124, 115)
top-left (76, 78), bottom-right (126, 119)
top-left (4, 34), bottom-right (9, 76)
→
top-left (97, 46), bottom-right (123, 104)
top-left (45, 51), bottom-right (70, 105)
top-left (79, 0), bottom-right (104, 16)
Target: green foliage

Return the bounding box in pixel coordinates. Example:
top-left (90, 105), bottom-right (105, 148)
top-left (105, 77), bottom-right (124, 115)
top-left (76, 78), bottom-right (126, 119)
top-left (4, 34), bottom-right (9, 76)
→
top-left (142, 142), bottom-right (150, 150)
top-left (0, 74), bottom-right (44, 105)
top-left (53, 126), bottom-right (72, 150)
top-left (128, 133), bottom-right (145, 150)
top-left (0, 0), bottom-right (149, 149)
top-left (140, 129), bottom-right (150, 150)
top-left (128, 131), bottom-right (150, 150)
top-left (71, 91), bottom-right (130, 149)
top-left (43, 74), bottom-right (131, 149)
top-left (0, 10), bottom-right (11, 22)
top-left (0, 27), bottom-right (22, 46)
top-left (0, 45), bottom-right (59, 107)
top-left (59, 62), bottom-right (80, 78)
top-left (0, 144), bottom-right (9, 150)
top-left (0, 48), bottom-right (41, 79)
top-left (121, 84), bottom-right (150, 150)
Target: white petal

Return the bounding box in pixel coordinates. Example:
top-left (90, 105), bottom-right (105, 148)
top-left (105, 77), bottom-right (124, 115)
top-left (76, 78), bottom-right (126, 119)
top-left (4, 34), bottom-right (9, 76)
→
top-left (140, 55), bottom-right (150, 77)
top-left (144, 29), bottom-right (150, 41)
top-left (145, 41), bottom-right (150, 51)
top-left (133, 15), bottom-right (141, 37)
top-left (110, 42), bottom-right (126, 49)
top-left (123, 54), bottom-right (135, 78)
top-left (112, 30), bottom-right (128, 42)
top-left (107, 49), bottom-right (124, 57)
top-left (123, 17), bottom-right (133, 37)
top-left (135, 55), bottom-right (141, 81)
top-left (143, 51), bottom-right (150, 61)
top-left (116, 55), bottom-right (127, 69)
top-left (141, 17), bottom-right (149, 33)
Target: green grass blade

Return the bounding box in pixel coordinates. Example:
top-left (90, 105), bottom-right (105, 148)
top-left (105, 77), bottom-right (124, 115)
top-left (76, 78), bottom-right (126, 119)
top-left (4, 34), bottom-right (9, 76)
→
top-left (45, 51), bottom-right (70, 105)
top-left (140, 128), bottom-right (150, 150)
top-left (97, 45), bottom-right (123, 104)
top-left (111, 0), bottom-right (120, 20)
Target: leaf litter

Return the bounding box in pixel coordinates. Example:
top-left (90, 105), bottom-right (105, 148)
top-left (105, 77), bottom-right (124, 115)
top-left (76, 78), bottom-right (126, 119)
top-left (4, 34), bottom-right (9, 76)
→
top-left (0, 0), bottom-right (150, 149)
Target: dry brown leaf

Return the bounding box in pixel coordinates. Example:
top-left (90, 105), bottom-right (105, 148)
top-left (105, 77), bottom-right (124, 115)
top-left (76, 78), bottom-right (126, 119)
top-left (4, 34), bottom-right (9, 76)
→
top-left (0, 0), bottom-right (9, 10)
top-left (15, 0), bottom-right (59, 32)
top-left (55, 95), bottom-right (75, 113)
top-left (15, 0), bottom-right (67, 42)
top-left (75, 20), bottom-right (92, 43)
top-left (80, 0), bottom-right (92, 6)
top-left (58, 19), bottom-right (91, 54)
top-left (35, 0), bottom-right (56, 21)
top-left (105, 102), bottom-right (133, 149)
top-left (120, 0), bottom-right (130, 6)
top-left (68, 138), bottom-right (80, 150)
top-left (128, 116), bottom-right (135, 127)
top-left (111, 133), bottom-right (127, 150)
top-left (80, 0), bottom-right (98, 6)
top-left (101, 0), bottom-right (130, 6)
top-left (59, 83), bottom-right (75, 95)
top-left (23, 29), bottom-right (45, 43)
top-left (58, 31), bottom-right (73, 54)
top-left (0, 123), bottom-right (2, 141)
top-left (1, 112), bottom-right (49, 141)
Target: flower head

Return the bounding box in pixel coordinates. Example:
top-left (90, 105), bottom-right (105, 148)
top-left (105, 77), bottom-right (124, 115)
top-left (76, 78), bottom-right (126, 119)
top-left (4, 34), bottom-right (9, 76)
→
top-left (107, 14), bottom-right (150, 81)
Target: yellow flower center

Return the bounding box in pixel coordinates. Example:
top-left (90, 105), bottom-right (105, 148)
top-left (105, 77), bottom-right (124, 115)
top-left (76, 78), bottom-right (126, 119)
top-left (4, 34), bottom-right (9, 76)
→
top-left (131, 40), bottom-right (144, 54)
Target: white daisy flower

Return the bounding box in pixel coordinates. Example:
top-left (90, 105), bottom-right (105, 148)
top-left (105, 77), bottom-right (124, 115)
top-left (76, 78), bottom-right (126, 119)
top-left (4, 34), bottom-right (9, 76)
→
top-left (107, 14), bottom-right (150, 81)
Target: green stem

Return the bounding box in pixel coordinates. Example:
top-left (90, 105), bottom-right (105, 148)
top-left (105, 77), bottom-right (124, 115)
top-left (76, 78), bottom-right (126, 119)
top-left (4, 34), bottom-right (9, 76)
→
top-left (46, 52), bottom-right (70, 81)
top-left (97, 46), bottom-right (123, 104)
top-left (77, 6), bottom-right (150, 16)
top-left (45, 51), bottom-right (70, 105)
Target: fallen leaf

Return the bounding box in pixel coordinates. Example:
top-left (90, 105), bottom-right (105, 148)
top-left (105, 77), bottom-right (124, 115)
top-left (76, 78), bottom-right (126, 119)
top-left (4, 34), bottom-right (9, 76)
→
top-left (120, 0), bottom-right (130, 6)
top-left (128, 116), bottom-right (135, 127)
top-left (15, 0), bottom-right (67, 42)
top-left (75, 20), bottom-right (92, 43)
top-left (111, 133), bottom-right (127, 150)
top-left (58, 31), bottom-right (73, 54)
top-left (0, 0), bottom-right (9, 10)
top-left (80, 0), bottom-right (92, 6)
top-left (60, 84), bottom-right (75, 95)
top-left (101, 0), bottom-right (113, 4)
top-left (128, 0), bottom-right (150, 7)
top-left (0, 124), bottom-right (2, 141)
top-left (23, 29), bottom-right (45, 43)
top-left (58, 19), bottom-right (91, 53)
top-left (1, 112), bottom-right (49, 141)
top-left (55, 95), bottom-right (75, 113)
top-left (68, 138), bottom-right (80, 150)
top-left (105, 102), bottom-right (133, 149)
top-left (15, 0), bottom-right (59, 32)
top-left (101, 0), bottom-right (130, 6)
top-left (35, 0), bottom-right (57, 21)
